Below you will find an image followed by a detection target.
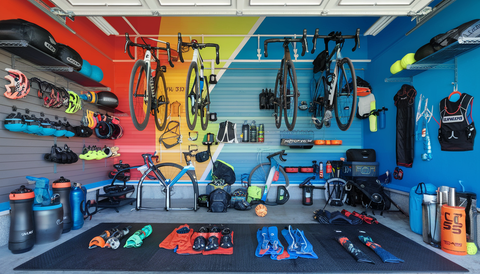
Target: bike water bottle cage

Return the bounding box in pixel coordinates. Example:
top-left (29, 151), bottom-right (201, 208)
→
top-left (188, 131), bottom-right (198, 141)
top-left (4, 68), bottom-right (30, 99)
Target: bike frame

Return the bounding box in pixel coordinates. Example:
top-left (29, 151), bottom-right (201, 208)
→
top-left (134, 152), bottom-right (198, 211)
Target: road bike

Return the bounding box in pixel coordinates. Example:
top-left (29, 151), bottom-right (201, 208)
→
top-left (125, 33), bottom-right (175, 131)
top-left (310, 29), bottom-right (360, 131)
top-left (177, 33), bottom-right (220, 131)
top-left (113, 151), bottom-right (199, 211)
top-left (248, 150), bottom-right (290, 205)
top-left (264, 29), bottom-right (307, 131)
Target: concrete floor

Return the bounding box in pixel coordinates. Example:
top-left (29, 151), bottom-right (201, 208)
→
top-left (1, 199), bottom-right (480, 274)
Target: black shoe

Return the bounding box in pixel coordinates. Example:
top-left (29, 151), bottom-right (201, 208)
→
top-left (220, 233), bottom-right (233, 248)
top-left (205, 236), bottom-right (219, 251)
top-left (192, 236), bottom-right (206, 251)
top-left (210, 226), bottom-right (221, 233)
top-left (199, 226), bottom-right (209, 233)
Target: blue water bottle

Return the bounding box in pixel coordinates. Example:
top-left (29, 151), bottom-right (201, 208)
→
top-left (379, 107), bottom-right (388, 129)
top-left (70, 182), bottom-right (86, 230)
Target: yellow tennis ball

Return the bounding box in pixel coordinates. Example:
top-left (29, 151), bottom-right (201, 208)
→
top-left (255, 204), bottom-right (267, 217)
top-left (400, 53), bottom-right (416, 69)
top-left (390, 60), bottom-right (403, 75)
top-left (467, 242), bottom-right (478, 255)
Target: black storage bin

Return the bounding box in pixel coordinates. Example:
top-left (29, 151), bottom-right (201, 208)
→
top-left (346, 149), bottom-right (376, 162)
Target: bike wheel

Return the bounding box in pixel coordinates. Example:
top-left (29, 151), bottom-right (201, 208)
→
top-left (199, 78), bottom-right (210, 131)
top-left (153, 70), bottom-right (169, 131)
top-left (283, 60), bottom-right (298, 131)
top-left (334, 57), bottom-right (357, 131)
top-left (312, 75), bottom-right (327, 129)
top-left (129, 60), bottom-right (151, 131)
top-left (248, 163), bottom-right (289, 200)
top-left (185, 62), bottom-right (199, 131)
top-left (273, 64), bottom-right (283, 129)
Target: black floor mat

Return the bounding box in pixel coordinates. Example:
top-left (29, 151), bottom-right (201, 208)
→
top-left (15, 222), bottom-right (468, 273)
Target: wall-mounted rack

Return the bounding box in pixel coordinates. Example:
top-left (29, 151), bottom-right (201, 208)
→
top-left (385, 37), bottom-right (480, 83)
top-left (0, 40), bottom-right (110, 91)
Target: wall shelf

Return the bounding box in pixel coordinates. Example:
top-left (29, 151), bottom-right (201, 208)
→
top-left (0, 40), bottom-right (110, 91)
top-left (385, 37), bottom-right (480, 83)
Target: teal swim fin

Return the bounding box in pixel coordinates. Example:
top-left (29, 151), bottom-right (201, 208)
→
top-left (124, 225), bottom-right (153, 248)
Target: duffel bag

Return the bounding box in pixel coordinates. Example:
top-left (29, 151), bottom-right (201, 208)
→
top-left (57, 43), bottom-right (83, 71)
top-left (0, 19), bottom-right (58, 56)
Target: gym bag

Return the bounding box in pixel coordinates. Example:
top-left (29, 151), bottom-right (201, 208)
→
top-left (212, 160), bottom-right (236, 185)
top-left (0, 19), bottom-right (58, 57)
top-left (208, 189), bottom-right (231, 213)
top-left (56, 43), bottom-right (83, 71)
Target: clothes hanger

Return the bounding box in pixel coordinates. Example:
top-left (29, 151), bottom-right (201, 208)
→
top-left (448, 83), bottom-right (461, 102)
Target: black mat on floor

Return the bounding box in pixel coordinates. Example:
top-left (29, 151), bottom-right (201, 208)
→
top-left (15, 222), bottom-right (468, 273)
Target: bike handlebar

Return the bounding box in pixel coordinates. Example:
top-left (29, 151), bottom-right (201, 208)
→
top-left (267, 150), bottom-right (288, 162)
top-left (264, 29), bottom-right (308, 58)
top-left (311, 28), bottom-right (360, 54)
top-left (177, 33), bottom-right (220, 65)
top-left (124, 33), bottom-right (175, 68)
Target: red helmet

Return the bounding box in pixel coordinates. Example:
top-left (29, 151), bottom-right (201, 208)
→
top-left (4, 68), bottom-right (30, 99)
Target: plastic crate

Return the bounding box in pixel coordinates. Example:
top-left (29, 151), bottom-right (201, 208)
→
top-left (341, 161), bottom-right (379, 178)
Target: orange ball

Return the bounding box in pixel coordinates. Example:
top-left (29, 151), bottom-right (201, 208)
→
top-left (255, 204), bottom-right (268, 217)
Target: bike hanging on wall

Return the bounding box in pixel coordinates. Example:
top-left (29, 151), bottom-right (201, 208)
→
top-left (310, 29), bottom-right (360, 131)
top-left (177, 33), bottom-right (220, 131)
top-left (125, 33), bottom-right (175, 131)
top-left (263, 29), bottom-right (308, 131)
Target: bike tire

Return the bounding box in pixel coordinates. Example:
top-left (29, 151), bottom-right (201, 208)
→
top-left (273, 60), bottom-right (283, 129)
top-left (136, 162), bottom-right (198, 211)
top-left (153, 70), bottom-right (169, 131)
top-left (283, 59), bottom-right (298, 131)
top-left (185, 62), bottom-right (199, 131)
top-left (312, 74), bottom-right (327, 129)
top-left (199, 78), bottom-right (210, 131)
top-left (129, 59), bottom-right (151, 131)
top-left (334, 57), bottom-right (357, 131)
top-left (248, 163), bottom-right (289, 201)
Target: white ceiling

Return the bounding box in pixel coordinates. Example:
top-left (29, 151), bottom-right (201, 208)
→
top-left (49, 0), bottom-right (434, 16)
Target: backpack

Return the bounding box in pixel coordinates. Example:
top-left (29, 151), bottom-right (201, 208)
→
top-left (208, 188), bottom-right (231, 213)
top-left (212, 160), bottom-right (236, 185)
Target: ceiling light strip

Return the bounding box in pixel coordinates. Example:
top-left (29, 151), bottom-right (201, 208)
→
top-left (364, 16), bottom-right (397, 36)
top-left (87, 16), bottom-right (119, 36)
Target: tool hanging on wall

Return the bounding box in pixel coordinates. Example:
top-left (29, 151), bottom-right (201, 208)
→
top-left (415, 94), bottom-right (434, 161)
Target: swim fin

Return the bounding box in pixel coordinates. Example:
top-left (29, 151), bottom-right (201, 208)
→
top-left (358, 235), bottom-right (404, 263)
top-left (124, 225), bottom-right (153, 248)
top-left (336, 236), bottom-right (375, 264)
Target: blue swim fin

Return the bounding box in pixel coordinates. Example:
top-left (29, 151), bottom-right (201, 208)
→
top-left (281, 226), bottom-right (318, 259)
top-left (358, 235), bottom-right (404, 263)
top-left (255, 227), bottom-right (270, 257)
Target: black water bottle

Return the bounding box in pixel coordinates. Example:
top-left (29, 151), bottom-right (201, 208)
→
top-left (9, 185), bottom-right (36, 254)
top-left (52, 177), bottom-right (72, 233)
top-left (242, 120), bottom-right (250, 142)
top-left (302, 186), bottom-right (314, 206)
top-left (250, 120), bottom-right (257, 142)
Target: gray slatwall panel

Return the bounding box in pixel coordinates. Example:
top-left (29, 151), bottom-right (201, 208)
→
top-left (209, 57), bottom-right (362, 183)
top-left (0, 49), bottom-right (113, 203)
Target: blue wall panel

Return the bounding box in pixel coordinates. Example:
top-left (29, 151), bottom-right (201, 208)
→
top-left (209, 17), bottom-right (376, 184)
top-left (364, 0), bottom-right (480, 195)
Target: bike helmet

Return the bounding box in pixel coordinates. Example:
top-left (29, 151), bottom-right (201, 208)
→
top-left (66, 91), bottom-right (81, 114)
top-left (110, 123), bottom-right (123, 139)
top-left (4, 68), bottom-right (30, 99)
top-left (37, 117), bottom-right (56, 136)
top-left (73, 125), bottom-right (93, 137)
top-left (23, 114), bottom-right (41, 134)
top-left (4, 112), bottom-right (26, 132)
top-left (64, 121), bottom-right (76, 137)
top-left (52, 120), bottom-right (67, 137)
top-left (95, 120), bottom-right (113, 139)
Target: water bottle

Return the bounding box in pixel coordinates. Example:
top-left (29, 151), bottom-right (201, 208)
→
top-left (319, 162), bottom-right (324, 179)
top-left (9, 185), bottom-right (35, 254)
top-left (250, 120), bottom-right (257, 142)
top-left (379, 107), bottom-right (387, 129)
top-left (52, 177), bottom-right (72, 233)
top-left (258, 124), bottom-right (264, 142)
top-left (326, 161), bottom-right (332, 178)
top-left (242, 120), bottom-right (249, 142)
top-left (70, 182), bottom-right (87, 230)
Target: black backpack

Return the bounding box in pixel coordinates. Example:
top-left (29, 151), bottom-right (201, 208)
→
top-left (208, 189), bottom-right (231, 213)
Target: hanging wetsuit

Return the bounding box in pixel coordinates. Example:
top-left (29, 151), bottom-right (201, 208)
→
top-left (393, 84), bottom-right (417, 168)
top-left (438, 93), bottom-right (476, 151)
top-left (216, 121), bottom-right (238, 143)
